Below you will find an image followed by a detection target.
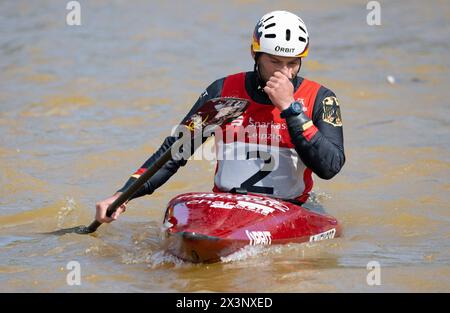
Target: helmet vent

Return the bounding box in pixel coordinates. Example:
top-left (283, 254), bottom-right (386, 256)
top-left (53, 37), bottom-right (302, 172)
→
top-left (263, 16), bottom-right (274, 23)
top-left (299, 25), bottom-right (306, 33)
top-left (264, 23), bottom-right (275, 29)
top-left (299, 36), bottom-right (306, 42)
top-left (264, 34), bottom-right (276, 38)
top-left (286, 29), bottom-right (291, 41)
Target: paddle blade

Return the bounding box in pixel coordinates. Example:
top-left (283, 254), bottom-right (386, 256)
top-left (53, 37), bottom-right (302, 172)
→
top-left (44, 220), bottom-right (102, 235)
top-left (43, 225), bottom-right (93, 235)
top-left (182, 97), bottom-right (249, 131)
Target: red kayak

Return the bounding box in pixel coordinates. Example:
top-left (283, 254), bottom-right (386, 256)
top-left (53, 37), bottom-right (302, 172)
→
top-left (162, 192), bottom-right (341, 263)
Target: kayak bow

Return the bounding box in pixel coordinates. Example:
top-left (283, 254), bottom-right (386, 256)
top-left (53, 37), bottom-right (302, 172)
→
top-left (163, 192), bottom-right (341, 263)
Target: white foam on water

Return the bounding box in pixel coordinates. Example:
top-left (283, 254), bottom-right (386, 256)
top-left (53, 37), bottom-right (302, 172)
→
top-left (308, 190), bottom-right (332, 204)
top-left (119, 245), bottom-right (186, 267)
top-left (220, 245), bottom-right (268, 263)
top-left (147, 250), bottom-right (186, 268)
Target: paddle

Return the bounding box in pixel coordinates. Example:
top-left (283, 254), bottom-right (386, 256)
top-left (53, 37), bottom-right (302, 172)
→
top-left (48, 97), bottom-right (249, 235)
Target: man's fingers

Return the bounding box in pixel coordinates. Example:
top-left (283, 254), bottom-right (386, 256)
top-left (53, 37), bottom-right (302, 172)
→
top-left (269, 75), bottom-right (284, 84)
top-left (274, 71), bottom-right (284, 77)
top-left (111, 209), bottom-right (122, 220)
top-left (263, 86), bottom-right (273, 96)
top-left (95, 193), bottom-right (126, 224)
top-left (96, 202), bottom-right (116, 223)
top-left (266, 80), bottom-right (277, 88)
top-left (275, 70), bottom-right (291, 80)
top-left (269, 72), bottom-right (290, 85)
top-left (97, 214), bottom-right (114, 223)
top-left (103, 217), bottom-right (115, 223)
top-left (111, 205), bottom-right (126, 220)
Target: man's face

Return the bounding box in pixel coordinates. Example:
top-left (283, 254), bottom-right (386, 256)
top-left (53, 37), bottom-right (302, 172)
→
top-left (256, 53), bottom-right (301, 82)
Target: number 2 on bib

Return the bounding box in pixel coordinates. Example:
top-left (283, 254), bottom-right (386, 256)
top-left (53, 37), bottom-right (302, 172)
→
top-left (238, 150), bottom-right (275, 195)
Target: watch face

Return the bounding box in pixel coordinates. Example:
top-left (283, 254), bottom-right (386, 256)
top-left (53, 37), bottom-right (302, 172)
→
top-left (292, 101), bottom-right (303, 113)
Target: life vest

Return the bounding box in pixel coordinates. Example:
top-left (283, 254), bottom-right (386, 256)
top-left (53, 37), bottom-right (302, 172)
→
top-left (212, 72), bottom-right (321, 202)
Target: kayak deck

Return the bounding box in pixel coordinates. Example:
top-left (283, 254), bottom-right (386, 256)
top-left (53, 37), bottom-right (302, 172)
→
top-left (162, 192), bottom-right (341, 263)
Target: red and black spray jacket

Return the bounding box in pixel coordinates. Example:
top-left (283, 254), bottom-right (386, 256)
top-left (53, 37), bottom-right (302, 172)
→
top-left (118, 71), bottom-right (345, 203)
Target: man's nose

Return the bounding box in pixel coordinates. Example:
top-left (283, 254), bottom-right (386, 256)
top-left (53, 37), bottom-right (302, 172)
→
top-left (281, 65), bottom-right (293, 78)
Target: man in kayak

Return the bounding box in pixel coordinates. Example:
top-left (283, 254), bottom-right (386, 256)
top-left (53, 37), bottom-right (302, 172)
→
top-left (95, 10), bottom-right (345, 223)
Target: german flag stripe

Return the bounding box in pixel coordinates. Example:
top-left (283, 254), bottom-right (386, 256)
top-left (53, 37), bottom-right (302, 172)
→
top-left (131, 167), bottom-right (146, 178)
top-left (302, 124), bottom-right (318, 142)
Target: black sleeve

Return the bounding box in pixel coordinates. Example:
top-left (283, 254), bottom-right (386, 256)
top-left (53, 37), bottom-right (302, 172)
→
top-left (117, 78), bottom-right (225, 200)
top-left (286, 86), bottom-right (345, 179)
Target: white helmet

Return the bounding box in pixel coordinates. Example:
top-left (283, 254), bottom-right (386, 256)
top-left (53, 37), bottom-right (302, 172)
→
top-left (251, 10), bottom-right (309, 58)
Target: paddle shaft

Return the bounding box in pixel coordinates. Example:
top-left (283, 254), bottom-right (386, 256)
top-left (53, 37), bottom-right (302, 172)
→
top-left (83, 97), bottom-right (249, 234)
top-left (87, 139), bottom-right (183, 232)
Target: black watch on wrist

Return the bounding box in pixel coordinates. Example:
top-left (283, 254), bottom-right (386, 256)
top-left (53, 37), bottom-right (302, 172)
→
top-left (280, 101), bottom-right (303, 118)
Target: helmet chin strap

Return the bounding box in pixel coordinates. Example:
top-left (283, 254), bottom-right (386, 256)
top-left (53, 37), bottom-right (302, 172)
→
top-left (254, 53), bottom-right (266, 90)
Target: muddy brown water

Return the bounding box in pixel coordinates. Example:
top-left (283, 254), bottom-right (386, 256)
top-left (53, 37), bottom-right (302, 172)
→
top-left (0, 0), bottom-right (449, 292)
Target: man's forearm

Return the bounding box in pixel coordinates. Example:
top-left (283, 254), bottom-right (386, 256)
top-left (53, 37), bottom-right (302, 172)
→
top-left (116, 135), bottom-right (188, 199)
top-left (286, 114), bottom-right (345, 179)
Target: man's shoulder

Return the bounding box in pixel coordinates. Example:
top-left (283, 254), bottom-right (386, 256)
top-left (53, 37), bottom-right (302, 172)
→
top-left (212, 71), bottom-right (250, 81)
top-left (215, 71), bottom-right (252, 83)
top-left (205, 72), bottom-right (252, 95)
top-left (207, 72), bottom-right (247, 88)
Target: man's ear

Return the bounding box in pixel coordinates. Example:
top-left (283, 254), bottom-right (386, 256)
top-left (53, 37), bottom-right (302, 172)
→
top-left (250, 46), bottom-right (256, 60)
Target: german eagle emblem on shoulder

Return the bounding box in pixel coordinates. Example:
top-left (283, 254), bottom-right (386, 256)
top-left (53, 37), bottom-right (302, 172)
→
top-left (322, 96), bottom-right (342, 127)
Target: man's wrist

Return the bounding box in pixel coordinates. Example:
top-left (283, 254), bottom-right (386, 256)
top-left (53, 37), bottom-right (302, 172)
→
top-left (279, 99), bottom-right (294, 111)
top-left (280, 100), bottom-right (303, 119)
top-left (285, 111), bottom-right (313, 132)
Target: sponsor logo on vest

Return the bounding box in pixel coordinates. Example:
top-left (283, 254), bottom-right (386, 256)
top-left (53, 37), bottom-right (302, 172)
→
top-left (246, 230), bottom-right (272, 246)
top-left (309, 228), bottom-right (336, 242)
top-left (249, 132), bottom-right (281, 141)
top-left (248, 117), bottom-right (287, 130)
top-left (275, 46), bottom-right (295, 53)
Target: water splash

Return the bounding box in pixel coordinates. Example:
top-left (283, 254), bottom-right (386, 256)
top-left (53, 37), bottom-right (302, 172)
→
top-left (147, 250), bottom-right (186, 268)
top-left (308, 190), bottom-right (332, 204)
top-left (85, 246), bottom-right (100, 255)
top-left (118, 224), bottom-right (187, 268)
top-left (220, 245), bottom-right (268, 263)
top-left (119, 247), bottom-right (187, 268)
top-left (56, 197), bottom-right (78, 228)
